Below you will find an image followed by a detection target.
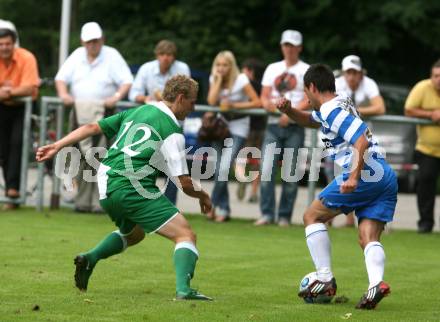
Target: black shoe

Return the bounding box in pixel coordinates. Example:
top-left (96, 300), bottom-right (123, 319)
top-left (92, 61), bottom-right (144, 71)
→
top-left (417, 224), bottom-right (433, 234)
top-left (248, 195), bottom-right (258, 203)
top-left (355, 281), bottom-right (390, 309)
top-left (74, 255), bottom-right (95, 291)
top-left (298, 278), bottom-right (337, 303)
top-left (74, 207), bottom-right (91, 213)
top-left (91, 207), bottom-right (105, 214)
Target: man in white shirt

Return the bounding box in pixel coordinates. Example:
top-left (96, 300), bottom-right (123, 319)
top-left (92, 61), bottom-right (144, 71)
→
top-left (129, 40), bottom-right (190, 104)
top-left (129, 39), bottom-right (190, 205)
top-left (329, 55), bottom-right (386, 226)
top-left (255, 30), bottom-right (310, 227)
top-left (335, 55), bottom-right (385, 117)
top-left (55, 22), bottom-right (133, 213)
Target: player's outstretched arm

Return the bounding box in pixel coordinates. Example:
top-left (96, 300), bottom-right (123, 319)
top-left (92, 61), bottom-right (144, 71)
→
top-left (178, 175), bottom-right (212, 214)
top-left (36, 123), bottom-right (102, 162)
top-left (276, 98), bottom-right (320, 128)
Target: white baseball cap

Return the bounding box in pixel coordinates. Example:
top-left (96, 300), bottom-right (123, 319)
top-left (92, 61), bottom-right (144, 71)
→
top-left (0, 19), bottom-right (19, 46)
top-left (280, 30), bottom-right (302, 46)
top-left (342, 55), bottom-right (362, 72)
top-left (81, 22), bottom-right (103, 42)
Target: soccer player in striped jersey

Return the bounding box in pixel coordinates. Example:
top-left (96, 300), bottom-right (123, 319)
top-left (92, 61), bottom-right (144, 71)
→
top-left (277, 64), bottom-right (397, 309)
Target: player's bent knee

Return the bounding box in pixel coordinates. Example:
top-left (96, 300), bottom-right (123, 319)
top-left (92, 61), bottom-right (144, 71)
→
top-left (172, 227), bottom-right (197, 244)
top-left (358, 234), bottom-right (376, 249)
top-left (126, 234), bottom-right (144, 247)
top-left (358, 219), bottom-right (383, 249)
top-left (181, 229), bottom-right (196, 243)
top-left (184, 230), bottom-right (197, 243)
top-left (303, 212), bottom-right (311, 225)
top-left (126, 226), bottom-right (145, 246)
top-left (303, 210), bottom-right (320, 226)
top-left (303, 200), bottom-right (335, 225)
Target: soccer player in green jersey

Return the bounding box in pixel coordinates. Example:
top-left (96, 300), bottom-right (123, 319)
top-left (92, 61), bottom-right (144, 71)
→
top-left (36, 75), bottom-right (213, 300)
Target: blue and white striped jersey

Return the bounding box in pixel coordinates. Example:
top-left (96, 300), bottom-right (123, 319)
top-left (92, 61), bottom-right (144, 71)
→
top-left (311, 95), bottom-right (382, 169)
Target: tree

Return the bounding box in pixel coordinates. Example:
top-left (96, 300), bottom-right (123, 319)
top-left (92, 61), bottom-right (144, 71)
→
top-left (1, 0), bottom-right (439, 87)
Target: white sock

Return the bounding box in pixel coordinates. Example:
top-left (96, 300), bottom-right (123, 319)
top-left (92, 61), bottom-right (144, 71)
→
top-left (175, 241), bottom-right (199, 257)
top-left (305, 223), bottom-right (333, 282)
top-left (364, 241), bottom-right (385, 289)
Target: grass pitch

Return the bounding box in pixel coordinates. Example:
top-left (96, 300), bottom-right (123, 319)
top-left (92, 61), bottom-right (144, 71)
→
top-left (1, 208), bottom-right (439, 321)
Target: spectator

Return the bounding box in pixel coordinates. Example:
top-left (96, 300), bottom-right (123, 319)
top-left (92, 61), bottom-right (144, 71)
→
top-left (129, 39), bottom-right (190, 205)
top-left (55, 22), bottom-right (132, 213)
top-left (329, 55), bottom-right (386, 227)
top-left (0, 20), bottom-right (17, 188)
top-left (404, 59), bottom-right (440, 233)
top-left (206, 50), bottom-right (261, 222)
top-left (236, 58), bottom-right (266, 203)
top-left (254, 30), bottom-right (310, 227)
top-left (0, 28), bottom-right (39, 210)
top-left (336, 55), bottom-right (385, 116)
top-left (0, 20), bottom-right (19, 46)
top-left (129, 40), bottom-right (190, 104)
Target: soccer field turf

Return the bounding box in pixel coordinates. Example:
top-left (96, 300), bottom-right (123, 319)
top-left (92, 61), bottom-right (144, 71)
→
top-left (1, 209), bottom-right (439, 321)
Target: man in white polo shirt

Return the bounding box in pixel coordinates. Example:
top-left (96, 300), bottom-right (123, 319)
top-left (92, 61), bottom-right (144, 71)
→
top-left (335, 55), bottom-right (385, 117)
top-left (129, 39), bottom-right (190, 205)
top-left (254, 30), bottom-right (310, 227)
top-left (326, 55), bottom-right (386, 226)
top-left (55, 22), bottom-right (133, 213)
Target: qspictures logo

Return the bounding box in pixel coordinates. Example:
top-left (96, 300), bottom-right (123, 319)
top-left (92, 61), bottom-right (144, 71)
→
top-left (54, 130), bottom-right (387, 200)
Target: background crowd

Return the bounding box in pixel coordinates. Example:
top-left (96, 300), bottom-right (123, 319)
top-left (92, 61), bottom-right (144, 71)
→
top-left (1, 17), bottom-right (440, 234)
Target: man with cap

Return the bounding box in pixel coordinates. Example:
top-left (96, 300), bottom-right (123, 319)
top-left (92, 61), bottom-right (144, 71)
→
top-left (331, 55), bottom-right (386, 226)
top-left (55, 22), bottom-right (133, 213)
top-left (336, 55), bottom-right (385, 117)
top-left (0, 20), bottom-right (19, 46)
top-left (254, 29), bottom-right (310, 227)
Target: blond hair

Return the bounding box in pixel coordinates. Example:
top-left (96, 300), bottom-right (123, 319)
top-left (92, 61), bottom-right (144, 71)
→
top-left (162, 75), bottom-right (199, 102)
top-left (211, 50), bottom-right (240, 91)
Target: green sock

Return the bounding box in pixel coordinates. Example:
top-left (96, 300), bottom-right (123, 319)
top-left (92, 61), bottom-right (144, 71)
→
top-left (173, 242), bottom-right (199, 294)
top-left (85, 231), bottom-right (125, 266)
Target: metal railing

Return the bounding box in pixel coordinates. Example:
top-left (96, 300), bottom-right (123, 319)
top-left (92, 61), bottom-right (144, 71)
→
top-left (35, 96), bottom-right (435, 211)
top-left (367, 114), bottom-right (432, 125)
top-left (36, 96), bottom-right (64, 211)
top-left (0, 97), bottom-right (32, 206)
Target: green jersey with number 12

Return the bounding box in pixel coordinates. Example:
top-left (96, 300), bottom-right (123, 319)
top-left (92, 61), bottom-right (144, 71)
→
top-left (97, 102), bottom-right (187, 199)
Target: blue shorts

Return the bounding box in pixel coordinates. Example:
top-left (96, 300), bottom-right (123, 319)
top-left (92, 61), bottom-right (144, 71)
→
top-left (318, 158), bottom-right (398, 223)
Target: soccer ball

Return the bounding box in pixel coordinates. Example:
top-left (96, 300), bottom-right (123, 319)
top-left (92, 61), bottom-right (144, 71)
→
top-left (299, 272), bottom-right (334, 304)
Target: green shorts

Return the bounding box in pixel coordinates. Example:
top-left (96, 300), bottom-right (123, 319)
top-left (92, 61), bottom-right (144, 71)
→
top-left (100, 188), bottom-right (180, 234)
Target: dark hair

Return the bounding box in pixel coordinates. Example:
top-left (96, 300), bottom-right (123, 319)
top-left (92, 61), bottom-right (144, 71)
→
top-left (242, 58), bottom-right (265, 81)
top-left (0, 28), bottom-right (17, 42)
top-left (303, 63), bottom-right (335, 93)
top-left (432, 59), bottom-right (440, 70)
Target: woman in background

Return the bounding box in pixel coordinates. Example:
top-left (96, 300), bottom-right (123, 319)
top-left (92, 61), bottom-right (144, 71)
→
top-left (206, 51), bottom-right (261, 222)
